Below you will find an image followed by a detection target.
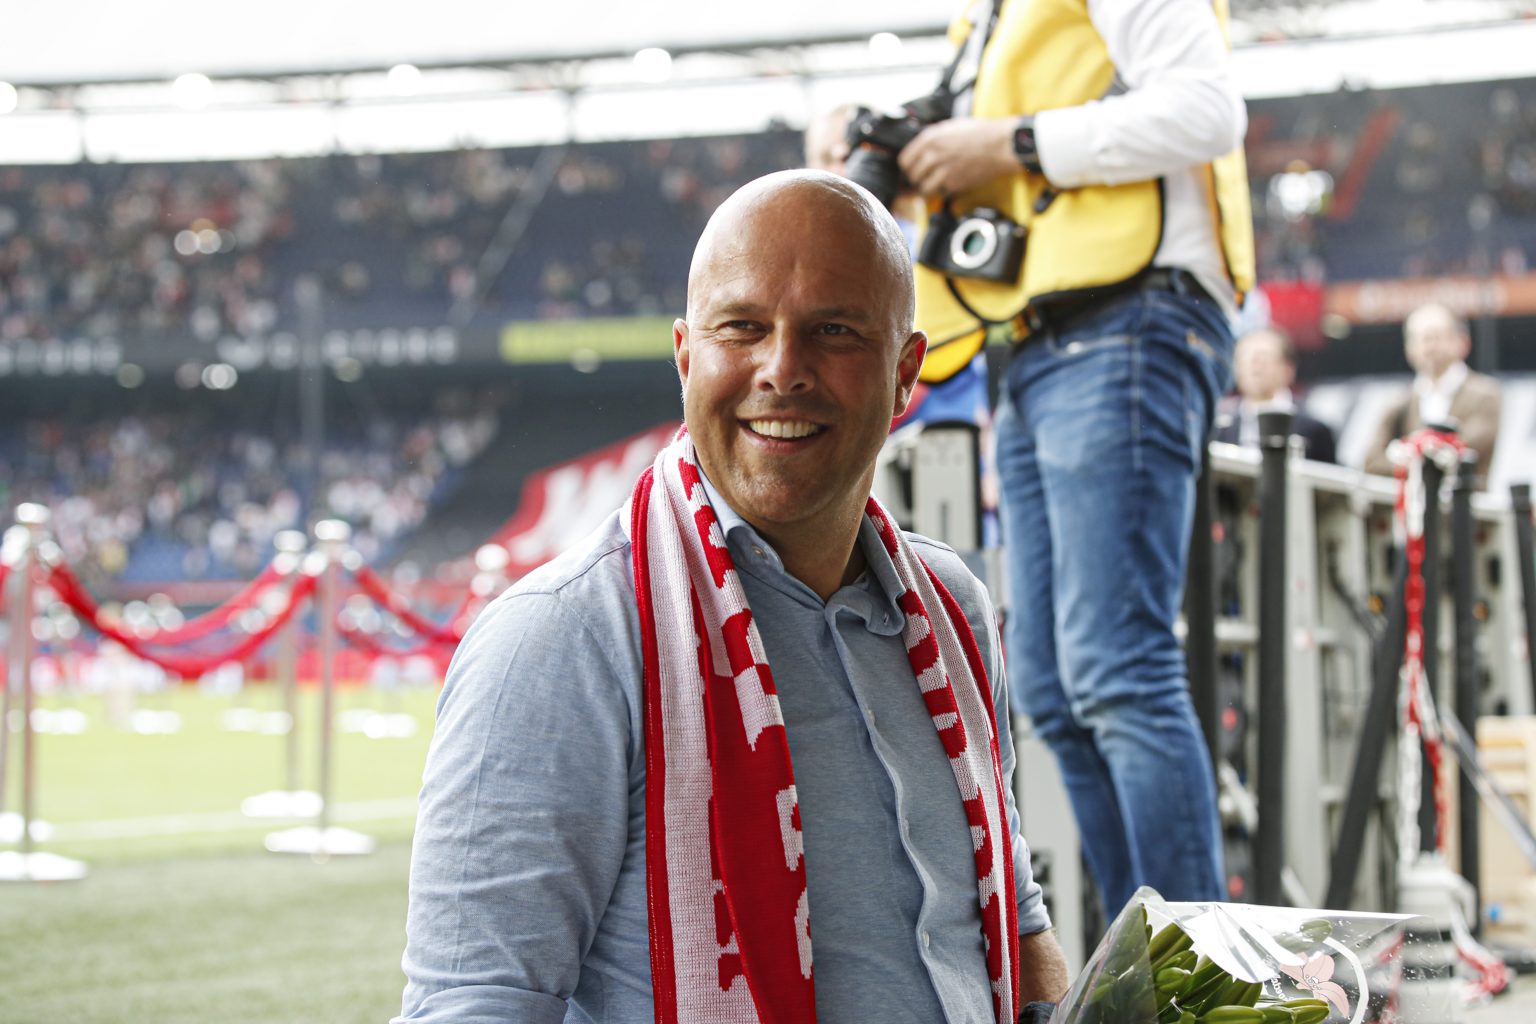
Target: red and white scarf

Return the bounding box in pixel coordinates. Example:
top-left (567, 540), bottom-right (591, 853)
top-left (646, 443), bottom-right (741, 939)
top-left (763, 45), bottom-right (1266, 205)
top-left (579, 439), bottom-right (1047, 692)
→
top-left (626, 430), bottom-right (1019, 1024)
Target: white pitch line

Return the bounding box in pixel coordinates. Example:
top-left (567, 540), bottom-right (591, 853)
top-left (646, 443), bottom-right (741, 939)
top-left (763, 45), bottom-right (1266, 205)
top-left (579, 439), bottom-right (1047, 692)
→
top-left (48, 797), bottom-right (420, 842)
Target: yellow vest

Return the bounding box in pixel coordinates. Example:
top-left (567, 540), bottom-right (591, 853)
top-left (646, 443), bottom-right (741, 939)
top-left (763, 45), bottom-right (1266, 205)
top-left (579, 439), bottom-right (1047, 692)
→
top-left (914, 0), bottom-right (1256, 382)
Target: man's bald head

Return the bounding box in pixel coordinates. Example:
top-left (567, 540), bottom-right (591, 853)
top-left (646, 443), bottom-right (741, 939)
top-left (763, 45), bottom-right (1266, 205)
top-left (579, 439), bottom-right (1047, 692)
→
top-left (686, 170), bottom-right (916, 336)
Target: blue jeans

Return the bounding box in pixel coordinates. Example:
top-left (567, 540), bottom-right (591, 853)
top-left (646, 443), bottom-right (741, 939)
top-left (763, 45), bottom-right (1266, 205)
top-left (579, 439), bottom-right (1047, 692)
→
top-left (995, 285), bottom-right (1232, 912)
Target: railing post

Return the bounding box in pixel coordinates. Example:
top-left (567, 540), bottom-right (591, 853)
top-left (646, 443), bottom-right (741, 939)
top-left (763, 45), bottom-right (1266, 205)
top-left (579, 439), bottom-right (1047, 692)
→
top-left (0, 504), bottom-right (87, 882)
top-left (265, 520), bottom-right (373, 857)
top-left (1184, 441), bottom-right (1221, 768)
top-left (1451, 453), bottom-right (1481, 932)
top-left (0, 519), bottom-right (27, 827)
top-left (315, 520), bottom-right (345, 838)
top-left (1255, 410), bottom-right (1292, 906)
top-left (1417, 456), bottom-right (1446, 854)
top-left (275, 531), bottom-right (307, 801)
top-left (1511, 484), bottom-right (1536, 713)
top-left (240, 530), bottom-right (322, 820)
top-left (1326, 557), bottom-right (1409, 909)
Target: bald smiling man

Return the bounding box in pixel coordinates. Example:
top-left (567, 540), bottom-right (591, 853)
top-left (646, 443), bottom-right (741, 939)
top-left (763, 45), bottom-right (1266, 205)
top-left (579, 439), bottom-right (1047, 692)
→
top-left (396, 171), bottom-right (1068, 1024)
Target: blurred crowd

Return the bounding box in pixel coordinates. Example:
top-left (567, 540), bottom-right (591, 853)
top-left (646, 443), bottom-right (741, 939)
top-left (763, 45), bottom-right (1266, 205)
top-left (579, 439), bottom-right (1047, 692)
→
top-left (0, 398), bottom-right (498, 585)
top-left (0, 162), bottom-right (294, 343)
top-left (0, 86), bottom-right (1534, 348)
top-left (0, 131), bottom-right (799, 348)
top-left (1253, 78), bottom-right (1536, 283)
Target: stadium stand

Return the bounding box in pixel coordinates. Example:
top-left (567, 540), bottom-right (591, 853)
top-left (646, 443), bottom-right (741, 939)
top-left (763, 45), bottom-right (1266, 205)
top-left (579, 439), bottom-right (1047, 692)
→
top-left (0, 131), bottom-right (804, 343)
top-left (0, 373), bottom-right (500, 586)
top-left (5, 79), bottom-right (1536, 587)
top-left (1250, 77), bottom-right (1536, 283)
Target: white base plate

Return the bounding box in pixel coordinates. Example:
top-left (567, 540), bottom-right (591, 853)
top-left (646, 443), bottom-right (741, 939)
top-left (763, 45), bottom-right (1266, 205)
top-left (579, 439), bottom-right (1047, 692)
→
top-left (0, 811), bottom-right (54, 843)
top-left (264, 825), bottom-right (376, 857)
top-left (241, 790), bottom-right (324, 819)
top-left (0, 850), bottom-right (88, 882)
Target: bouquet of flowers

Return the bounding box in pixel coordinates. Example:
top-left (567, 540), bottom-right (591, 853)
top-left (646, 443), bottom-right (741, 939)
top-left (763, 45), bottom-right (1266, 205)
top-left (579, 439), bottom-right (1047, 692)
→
top-left (1051, 888), bottom-right (1424, 1024)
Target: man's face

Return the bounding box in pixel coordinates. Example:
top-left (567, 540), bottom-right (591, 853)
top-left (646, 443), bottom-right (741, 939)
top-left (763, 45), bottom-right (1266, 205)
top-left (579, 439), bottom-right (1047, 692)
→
top-left (804, 109), bottom-right (853, 175)
top-left (1233, 331), bottom-right (1293, 402)
top-left (1404, 307), bottom-right (1469, 380)
top-left (675, 183), bottom-right (924, 540)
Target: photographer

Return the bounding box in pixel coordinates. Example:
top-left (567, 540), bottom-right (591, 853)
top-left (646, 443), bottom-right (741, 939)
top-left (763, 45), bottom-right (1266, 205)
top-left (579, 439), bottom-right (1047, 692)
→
top-left (850, 0), bottom-right (1255, 912)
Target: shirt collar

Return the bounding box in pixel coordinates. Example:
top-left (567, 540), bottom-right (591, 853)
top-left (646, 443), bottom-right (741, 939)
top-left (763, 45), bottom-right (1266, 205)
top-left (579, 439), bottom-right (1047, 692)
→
top-left (1414, 361), bottom-right (1469, 402)
top-left (694, 467), bottom-right (905, 635)
top-left (1239, 387), bottom-right (1295, 418)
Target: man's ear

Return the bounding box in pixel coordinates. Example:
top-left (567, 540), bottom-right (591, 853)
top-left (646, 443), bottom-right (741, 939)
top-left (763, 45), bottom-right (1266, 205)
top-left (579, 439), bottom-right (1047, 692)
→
top-left (893, 331), bottom-right (928, 416)
top-left (673, 318), bottom-right (690, 386)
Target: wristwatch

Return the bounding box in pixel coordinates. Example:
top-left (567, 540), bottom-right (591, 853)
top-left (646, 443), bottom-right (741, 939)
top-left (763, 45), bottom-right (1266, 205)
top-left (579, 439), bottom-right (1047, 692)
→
top-left (1012, 116), bottom-right (1043, 174)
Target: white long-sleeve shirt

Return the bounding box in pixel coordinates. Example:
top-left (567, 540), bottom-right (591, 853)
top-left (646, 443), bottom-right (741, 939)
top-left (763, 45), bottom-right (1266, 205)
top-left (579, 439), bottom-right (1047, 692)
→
top-left (1031, 0), bottom-right (1248, 313)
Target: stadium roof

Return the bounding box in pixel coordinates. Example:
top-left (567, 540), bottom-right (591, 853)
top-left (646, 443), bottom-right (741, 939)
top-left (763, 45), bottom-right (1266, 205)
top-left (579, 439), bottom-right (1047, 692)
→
top-left (6, 0), bottom-right (1533, 84)
top-left (4, 1), bottom-right (960, 85)
top-left (4, 0), bottom-right (1535, 162)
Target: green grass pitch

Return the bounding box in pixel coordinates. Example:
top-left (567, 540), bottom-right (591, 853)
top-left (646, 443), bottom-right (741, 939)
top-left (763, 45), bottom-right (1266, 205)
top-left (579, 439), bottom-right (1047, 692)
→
top-left (0, 683), bottom-right (439, 1023)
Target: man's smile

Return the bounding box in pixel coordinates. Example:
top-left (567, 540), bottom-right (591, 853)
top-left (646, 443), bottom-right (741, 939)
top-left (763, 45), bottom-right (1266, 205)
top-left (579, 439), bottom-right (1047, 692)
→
top-left (742, 418), bottom-right (829, 441)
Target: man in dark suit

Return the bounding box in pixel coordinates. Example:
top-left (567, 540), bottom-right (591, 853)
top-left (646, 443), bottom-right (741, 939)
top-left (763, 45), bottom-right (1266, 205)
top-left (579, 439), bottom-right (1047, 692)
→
top-left (1213, 326), bottom-right (1336, 463)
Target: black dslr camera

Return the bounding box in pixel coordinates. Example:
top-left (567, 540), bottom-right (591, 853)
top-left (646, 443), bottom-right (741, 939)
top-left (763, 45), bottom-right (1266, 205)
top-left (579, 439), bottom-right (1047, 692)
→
top-left (917, 206), bottom-right (1026, 284)
top-left (844, 92), bottom-right (1027, 285)
top-left (843, 91), bottom-right (954, 211)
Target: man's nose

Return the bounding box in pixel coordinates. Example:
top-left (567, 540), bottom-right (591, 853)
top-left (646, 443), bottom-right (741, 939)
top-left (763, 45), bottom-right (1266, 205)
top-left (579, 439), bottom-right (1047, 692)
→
top-left (755, 329), bottom-right (814, 394)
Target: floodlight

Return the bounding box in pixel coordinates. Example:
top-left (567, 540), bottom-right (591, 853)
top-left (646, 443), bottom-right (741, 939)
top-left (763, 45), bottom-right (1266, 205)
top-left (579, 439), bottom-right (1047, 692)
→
top-left (633, 47), bottom-right (673, 83)
top-left (869, 32), bottom-right (903, 63)
top-left (172, 72), bottom-right (213, 110)
top-left (387, 63), bottom-right (422, 96)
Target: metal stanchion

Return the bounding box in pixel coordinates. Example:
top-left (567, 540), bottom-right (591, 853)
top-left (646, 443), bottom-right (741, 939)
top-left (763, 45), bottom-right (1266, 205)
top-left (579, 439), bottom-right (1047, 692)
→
top-left (1451, 453), bottom-right (1481, 933)
top-left (265, 520), bottom-right (374, 857)
top-left (0, 521), bottom-right (27, 836)
top-left (1511, 484), bottom-right (1536, 712)
top-left (241, 530), bottom-right (322, 819)
top-left (1254, 410), bottom-right (1291, 906)
top-left (0, 524), bottom-right (23, 827)
top-left (1184, 441), bottom-right (1221, 767)
top-left (0, 504), bottom-right (87, 882)
top-left (1397, 445), bottom-right (1476, 1024)
top-left (1327, 557), bottom-right (1409, 910)
top-left (1418, 456), bottom-right (1447, 855)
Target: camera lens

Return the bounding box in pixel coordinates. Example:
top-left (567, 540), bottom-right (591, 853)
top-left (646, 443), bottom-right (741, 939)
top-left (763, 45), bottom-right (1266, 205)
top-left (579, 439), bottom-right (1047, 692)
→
top-left (948, 218), bottom-right (999, 271)
top-left (844, 148), bottom-right (901, 211)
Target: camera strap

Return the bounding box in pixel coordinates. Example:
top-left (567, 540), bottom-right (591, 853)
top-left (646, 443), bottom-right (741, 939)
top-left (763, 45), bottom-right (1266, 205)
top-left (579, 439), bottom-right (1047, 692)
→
top-left (941, 0), bottom-right (1004, 109)
top-left (942, 272), bottom-right (1027, 330)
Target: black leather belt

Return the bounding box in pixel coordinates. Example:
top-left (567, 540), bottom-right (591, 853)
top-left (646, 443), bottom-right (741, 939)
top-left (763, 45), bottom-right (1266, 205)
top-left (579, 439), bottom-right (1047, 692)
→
top-left (1022, 267), bottom-right (1216, 336)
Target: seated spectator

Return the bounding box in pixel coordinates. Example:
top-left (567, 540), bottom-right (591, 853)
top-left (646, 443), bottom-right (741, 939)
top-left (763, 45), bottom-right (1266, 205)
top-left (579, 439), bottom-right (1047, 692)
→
top-left (1362, 302), bottom-right (1501, 485)
top-left (1213, 326), bottom-right (1336, 463)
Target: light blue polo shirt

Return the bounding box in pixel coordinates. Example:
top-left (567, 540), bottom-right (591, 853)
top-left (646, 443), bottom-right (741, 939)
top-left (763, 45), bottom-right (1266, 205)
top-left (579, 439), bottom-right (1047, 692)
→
top-left (398, 484), bottom-right (1049, 1024)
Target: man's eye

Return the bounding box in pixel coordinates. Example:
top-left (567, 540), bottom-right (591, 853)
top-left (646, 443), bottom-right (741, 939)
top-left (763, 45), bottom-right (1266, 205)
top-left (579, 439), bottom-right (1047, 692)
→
top-left (819, 323), bottom-right (853, 336)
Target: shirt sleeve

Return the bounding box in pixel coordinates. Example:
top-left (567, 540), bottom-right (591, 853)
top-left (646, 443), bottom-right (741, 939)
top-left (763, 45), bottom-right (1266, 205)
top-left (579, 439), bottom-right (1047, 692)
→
top-left (396, 589), bottom-right (636, 1023)
top-left (982, 590), bottom-right (1052, 936)
top-left (1033, 0), bottom-right (1247, 188)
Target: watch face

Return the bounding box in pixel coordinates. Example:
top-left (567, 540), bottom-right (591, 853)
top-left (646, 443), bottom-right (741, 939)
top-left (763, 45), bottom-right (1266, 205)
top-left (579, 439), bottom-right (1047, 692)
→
top-left (1014, 120), bottom-right (1039, 170)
